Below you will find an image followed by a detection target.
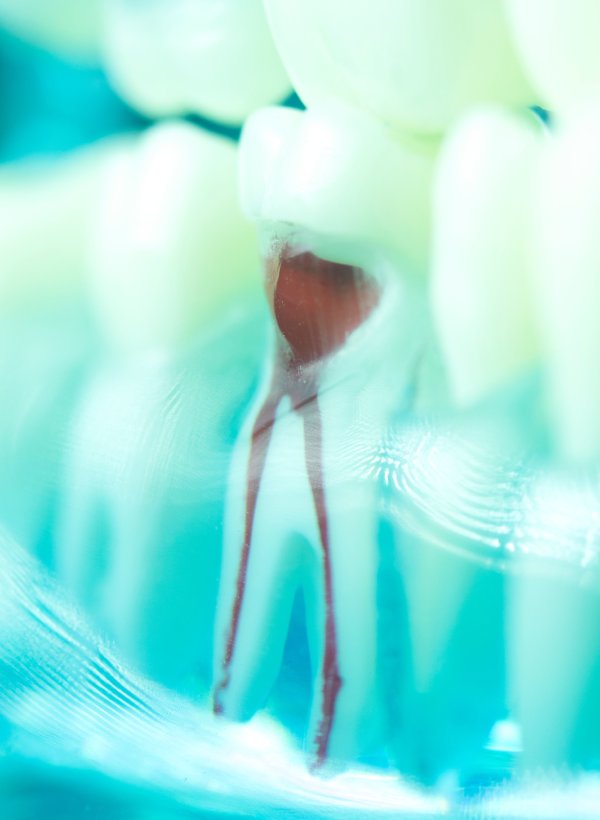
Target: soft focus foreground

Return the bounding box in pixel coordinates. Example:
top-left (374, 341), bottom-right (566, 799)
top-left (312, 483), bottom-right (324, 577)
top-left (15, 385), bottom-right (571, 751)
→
top-left (1, 3), bottom-right (600, 819)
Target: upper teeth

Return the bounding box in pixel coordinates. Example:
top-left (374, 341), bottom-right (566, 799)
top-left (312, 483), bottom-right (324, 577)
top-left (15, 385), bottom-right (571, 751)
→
top-left (103, 0), bottom-right (291, 122)
top-left (505, 0), bottom-right (600, 117)
top-left (240, 103), bottom-right (438, 277)
top-left (263, 0), bottom-right (533, 135)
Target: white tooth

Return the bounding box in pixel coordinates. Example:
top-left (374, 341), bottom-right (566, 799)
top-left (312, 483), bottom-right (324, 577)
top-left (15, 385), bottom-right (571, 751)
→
top-left (213, 244), bottom-right (424, 769)
top-left (240, 103), bottom-right (438, 276)
top-left (533, 104), bottom-right (600, 462)
top-left (56, 122), bottom-right (264, 688)
top-left (505, 0), bottom-right (600, 116)
top-left (88, 121), bottom-right (260, 354)
top-left (509, 476), bottom-right (600, 770)
top-left (0, 0), bottom-right (101, 60)
top-left (0, 137), bottom-right (128, 317)
top-left (432, 107), bottom-right (543, 407)
top-left (103, 0), bottom-right (291, 123)
top-left (264, 0), bottom-right (533, 135)
top-left (392, 428), bottom-right (508, 782)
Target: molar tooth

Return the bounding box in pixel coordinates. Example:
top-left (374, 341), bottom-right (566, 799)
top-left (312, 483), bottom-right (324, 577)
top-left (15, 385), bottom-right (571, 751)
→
top-left (88, 121), bottom-right (259, 354)
top-left (532, 104), bottom-right (600, 463)
top-left (432, 107), bottom-right (543, 407)
top-left (103, 0), bottom-right (290, 123)
top-left (240, 104), bottom-right (438, 276)
top-left (505, 0), bottom-right (600, 117)
top-left (264, 0), bottom-right (533, 135)
top-left (213, 243), bottom-right (422, 769)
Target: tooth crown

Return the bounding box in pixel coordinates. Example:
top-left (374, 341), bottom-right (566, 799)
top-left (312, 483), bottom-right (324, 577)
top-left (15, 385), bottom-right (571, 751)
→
top-left (505, 0), bottom-right (600, 116)
top-left (432, 107), bottom-right (543, 406)
top-left (103, 0), bottom-right (291, 122)
top-left (88, 121), bottom-right (260, 355)
top-left (240, 104), bottom-right (438, 277)
top-left (264, 0), bottom-right (534, 135)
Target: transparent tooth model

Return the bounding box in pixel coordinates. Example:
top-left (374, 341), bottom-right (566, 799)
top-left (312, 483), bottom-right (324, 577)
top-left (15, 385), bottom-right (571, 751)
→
top-left (3, 0), bottom-right (600, 817)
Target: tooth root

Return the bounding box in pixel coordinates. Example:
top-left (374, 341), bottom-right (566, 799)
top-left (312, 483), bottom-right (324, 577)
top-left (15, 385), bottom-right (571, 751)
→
top-left (214, 399), bottom-right (314, 720)
top-left (509, 568), bottom-right (600, 770)
top-left (89, 121), bottom-right (259, 355)
top-left (103, 0), bottom-right (290, 122)
top-left (505, 0), bottom-right (600, 117)
top-left (532, 104), bottom-right (600, 462)
top-left (264, 0), bottom-right (533, 135)
top-left (432, 107), bottom-right (543, 407)
top-left (213, 243), bottom-right (412, 769)
top-left (393, 435), bottom-right (507, 782)
top-left (240, 104), bottom-right (437, 277)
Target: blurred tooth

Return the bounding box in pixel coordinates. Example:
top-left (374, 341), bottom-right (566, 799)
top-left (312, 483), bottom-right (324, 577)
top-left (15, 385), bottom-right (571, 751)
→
top-left (509, 473), bottom-right (600, 769)
top-left (510, 569), bottom-right (600, 770)
top-left (432, 108), bottom-right (543, 407)
top-left (392, 431), bottom-right (507, 782)
top-left (0, 137), bottom-right (128, 317)
top-left (103, 0), bottom-right (290, 123)
top-left (505, 0), bottom-right (600, 116)
top-left (264, 0), bottom-right (533, 135)
top-left (533, 104), bottom-right (600, 462)
top-left (240, 104), bottom-right (437, 276)
top-left (89, 121), bottom-right (260, 354)
top-left (0, 0), bottom-right (101, 60)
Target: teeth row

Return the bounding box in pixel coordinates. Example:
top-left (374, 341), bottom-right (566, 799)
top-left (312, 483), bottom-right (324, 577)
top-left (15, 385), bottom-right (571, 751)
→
top-left (102, 0), bottom-right (291, 123)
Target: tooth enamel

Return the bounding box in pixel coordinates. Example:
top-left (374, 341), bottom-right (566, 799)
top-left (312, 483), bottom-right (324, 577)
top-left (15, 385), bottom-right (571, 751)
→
top-left (432, 107), bottom-right (543, 406)
top-left (103, 0), bottom-right (291, 123)
top-left (505, 0), bottom-right (600, 116)
top-left (0, 137), bottom-right (127, 317)
top-left (240, 104), bottom-right (438, 276)
top-left (88, 121), bottom-right (260, 354)
top-left (264, 0), bottom-right (533, 135)
top-left (0, 1), bottom-right (101, 59)
top-left (213, 243), bottom-right (426, 769)
top-left (532, 104), bottom-right (600, 462)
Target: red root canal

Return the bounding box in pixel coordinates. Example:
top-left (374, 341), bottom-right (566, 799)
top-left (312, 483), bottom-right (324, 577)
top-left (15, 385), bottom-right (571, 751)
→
top-left (214, 244), bottom-right (379, 770)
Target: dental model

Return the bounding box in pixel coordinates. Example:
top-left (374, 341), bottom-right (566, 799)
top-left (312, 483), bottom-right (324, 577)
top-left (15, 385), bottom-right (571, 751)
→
top-left (103, 0), bottom-right (291, 123)
top-left (57, 121), bottom-right (264, 689)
